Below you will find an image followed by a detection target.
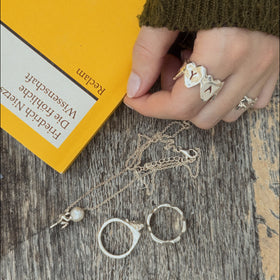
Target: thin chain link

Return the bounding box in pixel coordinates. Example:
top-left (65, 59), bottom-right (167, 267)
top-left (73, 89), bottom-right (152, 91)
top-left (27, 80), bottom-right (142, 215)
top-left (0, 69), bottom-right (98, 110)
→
top-left (65, 168), bottom-right (129, 213)
top-left (85, 148), bottom-right (200, 211)
top-left (53, 121), bottom-right (200, 226)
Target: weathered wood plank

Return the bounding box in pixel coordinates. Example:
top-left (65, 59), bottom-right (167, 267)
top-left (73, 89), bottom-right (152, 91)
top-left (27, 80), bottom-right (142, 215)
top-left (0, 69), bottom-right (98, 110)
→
top-left (249, 83), bottom-right (279, 280)
top-left (1, 84), bottom-right (279, 280)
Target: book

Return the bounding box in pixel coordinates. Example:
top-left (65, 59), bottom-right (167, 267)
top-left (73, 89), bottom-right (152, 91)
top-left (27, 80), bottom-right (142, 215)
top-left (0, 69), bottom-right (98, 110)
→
top-left (1, 0), bottom-right (144, 173)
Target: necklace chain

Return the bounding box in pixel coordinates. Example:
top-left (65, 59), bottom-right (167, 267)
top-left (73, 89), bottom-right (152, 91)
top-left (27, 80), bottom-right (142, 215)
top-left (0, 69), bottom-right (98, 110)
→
top-left (51, 121), bottom-right (200, 229)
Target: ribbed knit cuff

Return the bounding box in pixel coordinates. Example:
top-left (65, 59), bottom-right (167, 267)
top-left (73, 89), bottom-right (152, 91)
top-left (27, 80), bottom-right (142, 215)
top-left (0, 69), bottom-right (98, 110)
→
top-left (139, 0), bottom-right (279, 37)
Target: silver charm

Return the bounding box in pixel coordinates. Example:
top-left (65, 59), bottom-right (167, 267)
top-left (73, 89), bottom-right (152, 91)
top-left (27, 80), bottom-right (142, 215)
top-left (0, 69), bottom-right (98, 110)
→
top-left (98, 218), bottom-right (144, 259)
top-left (50, 207), bottom-right (85, 229)
top-left (146, 204), bottom-right (186, 244)
top-left (236, 96), bottom-right (258, 110)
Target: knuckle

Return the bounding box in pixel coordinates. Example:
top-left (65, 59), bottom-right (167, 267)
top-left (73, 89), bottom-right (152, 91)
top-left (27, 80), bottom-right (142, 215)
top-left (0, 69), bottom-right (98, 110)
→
top-left (227, 37), bottom-right (250, 64)
top-left (173, 104), bottom-right (199, 120)
top-left (135, 105), bottom-right (155, 117)
top-left (191, 118), bottom-right (216, 130)
top-left (133, 40), bottom-right (154, 59)
top-left (192, 29), bottom-right (250, 74)
top-left (133, 39), bottom-right (164, 60)
top-left (189, 109), bottom-right (219, 129)
top-left (169, 93), bottom-right (199, 120)
top-left (175, 111), bottom-right (194, 121)
top-left (222, 114), bottom-right (240, 123)
top-left (256, 49), bottom-right (275, 73)
top-left (253, 100), bottom-right (269, 109)
top-left (196, 122), bottom-right (215, 130)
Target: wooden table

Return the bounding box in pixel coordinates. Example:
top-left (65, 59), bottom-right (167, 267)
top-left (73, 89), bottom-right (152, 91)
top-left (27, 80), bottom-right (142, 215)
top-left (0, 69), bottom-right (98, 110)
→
top-left (1, 84), bottom-right (279, 280)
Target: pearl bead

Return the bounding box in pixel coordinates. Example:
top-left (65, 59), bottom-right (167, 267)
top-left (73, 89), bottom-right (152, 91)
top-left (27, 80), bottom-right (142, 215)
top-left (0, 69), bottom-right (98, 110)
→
top-left (70, 207), bottom-right (85, 222)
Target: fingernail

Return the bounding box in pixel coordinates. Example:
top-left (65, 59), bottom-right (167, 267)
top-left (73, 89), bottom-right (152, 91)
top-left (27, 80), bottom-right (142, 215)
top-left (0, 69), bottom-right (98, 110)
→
top-left (127, 72), bottom-right (141, 98)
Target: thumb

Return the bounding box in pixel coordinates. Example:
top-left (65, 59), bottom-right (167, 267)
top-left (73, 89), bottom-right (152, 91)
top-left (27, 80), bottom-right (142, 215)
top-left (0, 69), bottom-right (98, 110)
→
top-left (127, 26), bottom-right (178, 98)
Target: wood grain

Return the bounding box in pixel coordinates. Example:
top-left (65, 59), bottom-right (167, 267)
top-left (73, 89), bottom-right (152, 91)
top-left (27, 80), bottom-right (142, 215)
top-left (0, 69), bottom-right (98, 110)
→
top-left (249, 87), bottom-right (279, 279)
top-left (1, 84), bottom-right (279, 280)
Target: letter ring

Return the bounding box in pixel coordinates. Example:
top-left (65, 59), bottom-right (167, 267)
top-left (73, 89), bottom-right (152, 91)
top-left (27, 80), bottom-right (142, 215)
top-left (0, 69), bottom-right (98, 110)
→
top-left (146, 204), bottom-right (186, 244)
top-left (97, 218), bottom-right (144, 259)
top-left (173, 61), bottom-right (224, 102)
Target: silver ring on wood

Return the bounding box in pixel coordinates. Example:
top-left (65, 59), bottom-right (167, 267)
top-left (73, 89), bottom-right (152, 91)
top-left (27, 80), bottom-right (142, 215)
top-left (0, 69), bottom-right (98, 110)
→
top-left (236, 96), bottom-right (258, 110)
top-left (97, 218), bottom-right (144, 259)
top-left (173, 61), bottom-right (224, 102)
top-left (146, 204), bottom-right (186, 244)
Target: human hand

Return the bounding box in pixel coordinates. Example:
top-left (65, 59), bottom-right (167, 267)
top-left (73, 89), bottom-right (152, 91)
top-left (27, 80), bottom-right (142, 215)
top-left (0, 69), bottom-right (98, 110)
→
top-left (124, 27), bottom-right (279, 129)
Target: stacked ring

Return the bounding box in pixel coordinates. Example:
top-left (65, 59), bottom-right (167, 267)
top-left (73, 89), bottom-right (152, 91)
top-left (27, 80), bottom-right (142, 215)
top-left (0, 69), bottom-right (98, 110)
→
top-left (173, 61), bottom-right (224, 102)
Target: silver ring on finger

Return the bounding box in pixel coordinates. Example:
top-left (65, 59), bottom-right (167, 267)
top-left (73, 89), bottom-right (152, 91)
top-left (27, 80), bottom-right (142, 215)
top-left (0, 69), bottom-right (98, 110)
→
top-left (236, 96), bottom-right (258, 110)
top-left (173, 61), bottom-right (224, 102)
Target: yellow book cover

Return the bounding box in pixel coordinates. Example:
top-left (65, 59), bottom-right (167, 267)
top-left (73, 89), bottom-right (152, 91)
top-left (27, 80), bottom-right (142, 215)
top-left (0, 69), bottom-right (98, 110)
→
top-left (0, 0), bottom-right (144, 173)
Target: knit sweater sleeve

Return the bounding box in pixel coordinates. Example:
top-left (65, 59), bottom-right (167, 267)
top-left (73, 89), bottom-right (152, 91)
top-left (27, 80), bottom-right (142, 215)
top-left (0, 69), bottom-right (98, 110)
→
top-left (139, 0), bottom-right (279, 37)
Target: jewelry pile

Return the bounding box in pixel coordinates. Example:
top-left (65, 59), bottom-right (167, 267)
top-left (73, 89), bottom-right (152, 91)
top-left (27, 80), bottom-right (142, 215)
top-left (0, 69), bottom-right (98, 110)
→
top-left (50, 121), bottom-right (201, 258)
